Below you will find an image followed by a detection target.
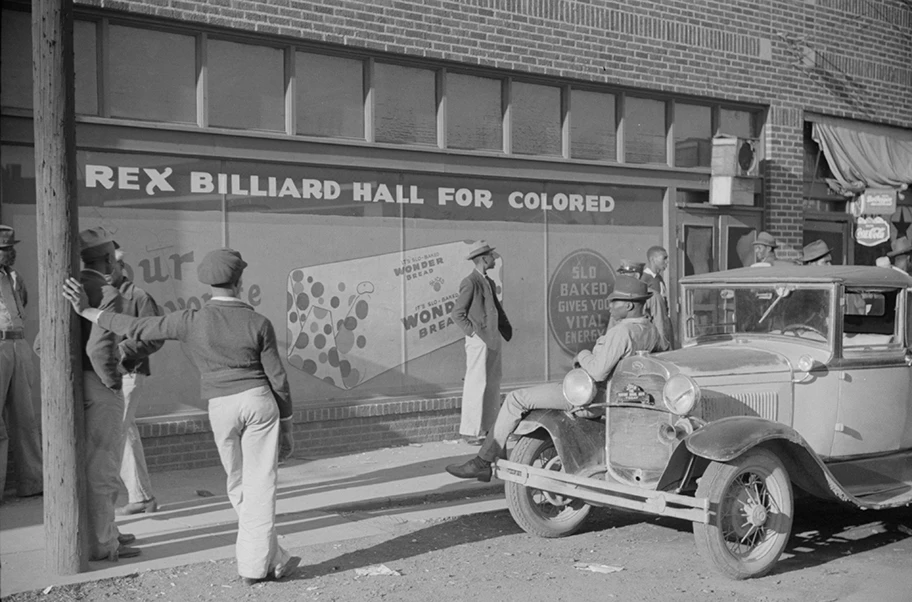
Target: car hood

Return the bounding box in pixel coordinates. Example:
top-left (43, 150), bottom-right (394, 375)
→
top-left (655, 344), bottom-right (793, 378)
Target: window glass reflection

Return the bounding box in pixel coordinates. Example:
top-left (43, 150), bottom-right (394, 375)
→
top-left (512, 82), bottom-right (561, 156)
top-left (626, 97), bottom-right (666, 164)
top-left (447, 73), bottom-right (502, 151)
top-left (374, 63), bottom-right (436, 145)
top-left (109, 25), bottom-right (195, 123)
top-left (720, 109), bottom-right (757, 138)
top-left (209, 39), bottom-right (284, 131)
top-left (674, 103), bottom-right (711, 168)
top-left (571, 89), bottom-right (616, 161)
top-left (296, 52), bottom-right (363, 139)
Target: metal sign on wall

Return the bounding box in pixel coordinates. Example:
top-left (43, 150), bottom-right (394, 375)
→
top-left (855, 216), bottom-right (891, 247)
top-left (856, 188), bottom-right (898, 216)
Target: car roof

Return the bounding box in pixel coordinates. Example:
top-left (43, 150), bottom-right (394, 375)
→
top-left (681, 264), bottom-right (912, 288)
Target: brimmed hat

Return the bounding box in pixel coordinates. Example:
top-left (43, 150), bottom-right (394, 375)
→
top-left (887, 236), bottom-right (912, 258)
top-left (466, 241), bottom-right (495, 260)
top-left (79, 226), bottom-right (116, 261)
top-left (607, 275), bottom-right (652, 302)
top-left (800, 240), bottom-right (832, 264)
top-left (617, 259), bottom-right (645, 275)
top-left (752, 231), bottom-right (778, 249)
top-left (197, 248), bottom-right (247, 286)
top-left (0, 225), bottom-right (20, 247)
top-left (875, 256), bottom-right (892, 268)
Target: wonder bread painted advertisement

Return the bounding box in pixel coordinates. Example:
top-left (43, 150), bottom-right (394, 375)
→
top-left (286, 240), bottom-right (504, 389)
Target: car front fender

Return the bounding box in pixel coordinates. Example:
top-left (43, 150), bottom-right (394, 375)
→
top-left (513, 409), bottom-right (605, 476)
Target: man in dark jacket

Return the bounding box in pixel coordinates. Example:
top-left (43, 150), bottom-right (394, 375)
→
top-left (451, 241), bottom-right (512, 445)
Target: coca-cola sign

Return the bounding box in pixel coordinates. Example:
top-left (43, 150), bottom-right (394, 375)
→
top-left (855, 216), bottom-right (891, 247)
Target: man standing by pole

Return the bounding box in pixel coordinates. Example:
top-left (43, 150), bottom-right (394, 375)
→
top-left (451, 241), bottom-right (512, 446)
top-left (110, 243), bottom-right (162, 515)
top-left (0, 226), bottom-right (44, 502)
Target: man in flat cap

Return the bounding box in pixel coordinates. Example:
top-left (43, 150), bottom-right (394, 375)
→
top-left (64, 247), bottom-right (299, 586)
top-left (76, 226), bottom-right (139, 560)
top-left (446, 276), bottom-right (662, 481)
top-left (751, 232), bottom-right (779, 267)
top-left (0, 225), bottom-right (43, 502)
top-left (800, 240), bottom-right (833, 266)
top-left (108, 243), bottom-right (164, 516)
top-left (451, 241), bottom-right (512, 445)
top-left (887, 236), bottom-right (912, 275)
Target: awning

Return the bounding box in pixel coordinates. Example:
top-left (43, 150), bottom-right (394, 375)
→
top-left (809, 115), bottom-right (912, 194)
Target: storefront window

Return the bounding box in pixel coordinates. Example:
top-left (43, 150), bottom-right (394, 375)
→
top-left (296, 52), bottom-right (364, 139)
top-left (512, 81), bottom-right (561, 156)
top-left (674, 103), bottom-right (711, 168)
top-left (626, 96), bottom-right (666, 164)
top-left (570, 89), bottom-right (616, 161)
top-left (374, 63), bottom-right (436, 146)
top-left (720, 108), bottom-right (758, 138)
top-left (1, 11), bottom-right (97, 115)
top-left (208, 39), bottom-right (284, 132)
top-left (446, 73), bottom-right (502, 151)
top-left (108, 25), bottom-right (195, 123)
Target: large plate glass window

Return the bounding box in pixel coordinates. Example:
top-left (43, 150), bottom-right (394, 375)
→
top-left (674, 103), bottom-right (711, 168)
top-left (570, 89), bottom-right (617, 161)
top-left (108, 25), bottom-right (196, 123)
top-left (374, 63), bottom-right (436, 145)
top-left (208, 39), bottom-right (284, 131)
top-left (512, 81), bottom-right (561, 156)
top-left (446, 73), bottom-right (502, 151)
top-left (625, 96), bottom-right (666, 164)
top-left (296, 52), bottom-right (364, 139)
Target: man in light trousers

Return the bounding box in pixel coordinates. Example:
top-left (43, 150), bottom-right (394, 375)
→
top-left (451, 241), bottom-right (512, 445)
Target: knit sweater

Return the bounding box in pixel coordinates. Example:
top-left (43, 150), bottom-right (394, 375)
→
top-left (96, 298), bottom-right (292, 418)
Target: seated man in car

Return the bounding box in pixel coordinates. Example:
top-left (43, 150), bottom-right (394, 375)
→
top-left (445, 276), bottom-right (663, 482)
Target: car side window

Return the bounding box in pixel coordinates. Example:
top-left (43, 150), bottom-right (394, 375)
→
top-left (842, 289), bottom-right (900, 348)
top-left (906, 290), bottom-right (912, 347)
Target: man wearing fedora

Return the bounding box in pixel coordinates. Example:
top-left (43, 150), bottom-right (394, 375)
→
top-left (751, 232), bottom-right (779, 267)
top-left (887, 236), bottom-right (912, 275)
top-left (446, 275), bottom-right (661, 482)
top-left (452, 241), bottom-right (512, 445)
top-left (76, 226), bottom-right (140, 560)
top-left (0, 225), bottom-right (43, 502)
top-left (800, 240), bottom-right (833, 266)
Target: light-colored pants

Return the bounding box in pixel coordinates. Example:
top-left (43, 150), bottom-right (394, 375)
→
top-left (209, 385), bottom-right (290, 579)
top-left (83, 371), bottom-right (124, 560)
top-left (119, 374), bottom-right (154, 504)
top-left (0, 338), bottom-right (43, 500)
top-left (459, 334), bottom-right (502, 438)
top-left (478, 382), bottom-right (573, 463)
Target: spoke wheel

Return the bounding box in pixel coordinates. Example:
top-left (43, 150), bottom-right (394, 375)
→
top-left (694, 448), bottom-right (793, 580)
top-left (505, 435), bottom-right (591, 538)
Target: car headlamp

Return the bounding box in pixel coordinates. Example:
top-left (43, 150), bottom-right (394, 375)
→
top-left (662, 374), bottom-right (700, 416)
top-left (562, 368), bottom-right (597, 407)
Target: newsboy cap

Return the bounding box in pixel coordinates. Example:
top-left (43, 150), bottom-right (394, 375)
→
top-left (466, 240), bottom-right (495, 260)
top-left (79, 226), bottom-right (116, 261)
top-left (0, 225), bottom-right (20, 248)
top-left (800, 239), bottom-right (832, 264)
top-left (752, 231), bottom-right (778, 249)
top-left (887, 236), bottom-right (912, 258)
top-left (606, 275), bottom-right (652, 302)
top-left (197, 248), bottom-right (247, 286)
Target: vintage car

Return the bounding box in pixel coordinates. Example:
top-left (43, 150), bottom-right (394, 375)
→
top-left (493, 264), bottom-right (912, 579)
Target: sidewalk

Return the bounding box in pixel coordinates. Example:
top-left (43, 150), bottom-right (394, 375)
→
top-left (0, 440), bottom-right (502, 597)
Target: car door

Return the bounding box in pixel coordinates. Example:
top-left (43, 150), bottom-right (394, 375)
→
top-left (830, 287), bottom-right (912, 457)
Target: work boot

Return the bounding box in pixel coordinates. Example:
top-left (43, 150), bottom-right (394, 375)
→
top-left (445, 457), bottom-right (492, 482)
top-left (118, 533), bottom-right (136, 545)
top-left (116, 498), bottom-right (157, 515)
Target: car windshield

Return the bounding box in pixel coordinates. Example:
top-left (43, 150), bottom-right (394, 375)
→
top-left (684, 284), bottom-right (831, 343)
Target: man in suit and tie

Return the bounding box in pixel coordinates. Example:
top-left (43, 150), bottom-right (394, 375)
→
top-left (451, 241), bottom-right (512, 445)
top-left (642, 246), bottom-right (673, 350)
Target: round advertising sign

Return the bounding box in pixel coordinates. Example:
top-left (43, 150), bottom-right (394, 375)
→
top-left (548, 249), bottom-right (616, 355)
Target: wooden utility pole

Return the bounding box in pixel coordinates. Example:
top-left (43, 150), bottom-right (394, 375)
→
top-left (32, 0), bottom-right (88, 573)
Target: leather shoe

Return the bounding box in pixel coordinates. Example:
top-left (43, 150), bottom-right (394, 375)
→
top-left (462, 436), bottom-right (485, 446)
top-left (445, 457), bottom-right (492, 482)
top-left (115, 545), bottom-right (141, 559)
top-left (118, 533), bottom-right (136, 545)
top-left (116, 498), bottom-right (157, 515)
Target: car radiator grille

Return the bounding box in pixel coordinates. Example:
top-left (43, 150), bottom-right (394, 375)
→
top-left (699, 391), bottom-right (778, 422)
top-left (607, 373), bottom-right (672, 487)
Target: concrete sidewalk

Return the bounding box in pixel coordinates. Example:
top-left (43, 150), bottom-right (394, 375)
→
top-left (0, 440), bottom-right (502, 597)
